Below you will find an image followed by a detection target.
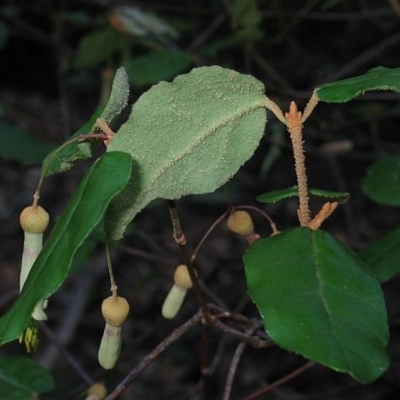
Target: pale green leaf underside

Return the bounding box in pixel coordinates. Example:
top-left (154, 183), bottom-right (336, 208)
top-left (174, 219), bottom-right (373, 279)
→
top-left (99, 67), bottom-right (130, 126)
top-left (106, 66), bottom-right (266, 239)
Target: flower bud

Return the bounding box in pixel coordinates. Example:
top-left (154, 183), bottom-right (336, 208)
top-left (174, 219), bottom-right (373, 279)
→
top-left (102, 295), bottom-right (130, 327)
top-left (20, 205), bottom-right (49, 233)
top-left (227, 210), bottom-right (254, 236)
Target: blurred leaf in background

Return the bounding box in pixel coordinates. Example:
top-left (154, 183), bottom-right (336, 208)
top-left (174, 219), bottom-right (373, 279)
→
top-left (0, 356), bottom-right (54, 400)
top-left (124, 49), bottom-right (192, 86)
top-left (0, 120), bottom-right (56, 165)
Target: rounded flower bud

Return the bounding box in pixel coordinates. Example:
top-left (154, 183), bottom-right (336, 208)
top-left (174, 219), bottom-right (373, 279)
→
top-left (174, 265), bottom-right (192, 289)
top-left (87, 382), bottom-right (107, 400)
top-left (227, 210), bottom-right (254, 236)
top-left (20, 205), bottom-right (49, 234)
top-left (101, 295), bottom-right (129, 327)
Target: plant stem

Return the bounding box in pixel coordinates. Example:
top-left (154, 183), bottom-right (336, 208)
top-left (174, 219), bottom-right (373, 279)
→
top-left (105, 237), bottom-right (117, 294)
top-left (286, 101), bottom-right (310, 226)
top-left (265, 97), bottom-right (287, 124)
top-left (105, 310), bottom-right (204, 400)
top-left (167, 200), bottom-right (212, 322)
top-left (35, 132), bottom-right (108, 200)
top-left (239, 361), bottom-right (315, 400)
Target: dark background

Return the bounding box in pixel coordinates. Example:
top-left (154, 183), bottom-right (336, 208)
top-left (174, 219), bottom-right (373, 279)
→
top-left (1, 1), bottom-right (400, 399)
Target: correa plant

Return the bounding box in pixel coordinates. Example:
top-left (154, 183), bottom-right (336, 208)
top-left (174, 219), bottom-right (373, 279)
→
top-left (1, 65), bottom-right (400, 399)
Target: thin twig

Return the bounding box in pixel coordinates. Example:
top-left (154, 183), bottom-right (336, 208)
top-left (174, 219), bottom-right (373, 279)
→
top-left (167, 200), bottom-right (212, 322)
top-left (105, 310), bottom-right (204, 400)
top-left (40, 323), bottom-right (94, 386)
top-left (321, 31), bottom-right (400, 83)
top-left (213, 319), bottom-right (272, 349)
top-left (191, 211), bottom-right (229, 262)
top-left (222, 321), bottom-right (262, 400)
top-left (117, 244), bottom-right (176, 267)
top-left (240, 361), bottom-right (316, 400)
top-left (388, 0), bottom-right (400, 17)
top-left (187, 13), bottom-right (227, 53)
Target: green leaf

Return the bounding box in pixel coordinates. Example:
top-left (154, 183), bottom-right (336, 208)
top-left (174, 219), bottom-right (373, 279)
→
top-left (0, 152), bottom-right (132, 345)
top-left (361, 154), bottom-right (400, 206)
top-left (359, 227), bottom-right (400, 282)
top-left (316, 67), bottom-right (400, 103)
top-left (243, 227), bottom-right (389, 383)
top-left (0, 120), bottom-right (56, 165)
top-left (124, 50), bottom-right (192, 86)
top-left (257, 187), bottom-right (349, 204)
top-left (0, 21), bottom-right (9, 50)
top-left (106, 66), bottom-right (266, 239)
top-left (41, 108), bottom-right (103, 176)
top-left (74, 26), bottom-right (128, 69)
top-left (231, 0), bottom-right (262, 28)
top-left (0, 356), bottom-right (53, 400)
top-left (99, 66), bottom-right (130, 125)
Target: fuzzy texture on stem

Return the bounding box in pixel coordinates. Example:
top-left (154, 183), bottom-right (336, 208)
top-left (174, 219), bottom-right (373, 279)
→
top-left (285, 101), bottom-right (310, 226)
top-left (307, 202), bottom-right (338, 230)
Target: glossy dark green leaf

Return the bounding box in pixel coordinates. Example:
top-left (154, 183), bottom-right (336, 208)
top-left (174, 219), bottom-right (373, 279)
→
top-left (0, 120), bottom-right (56, 165)
top-left (244, 227), bottom-right (389, 383)
top-left (0, 356), bottom-right (53, 400)
top-left (124, 50), bottom-right (192, 86)
top-left (361, 154), bottom-right (400, 206)
top-left (0, 152), bottom-right (132, 345)
top-left (257, 187), bottom-right (349, 204)
top-left (316, 67), bottom-right (400, 103)
top-left (359, 227), bottom-right (400, 282)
